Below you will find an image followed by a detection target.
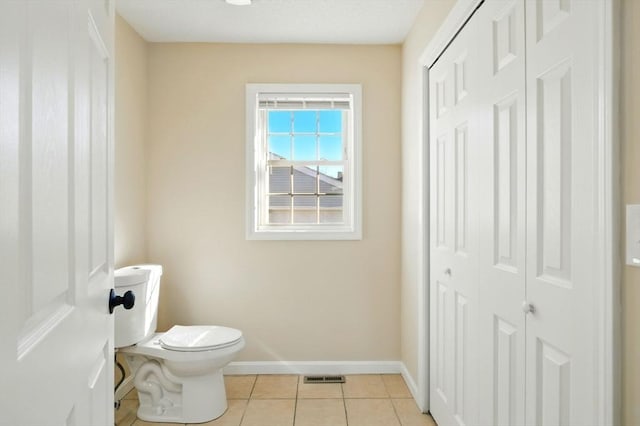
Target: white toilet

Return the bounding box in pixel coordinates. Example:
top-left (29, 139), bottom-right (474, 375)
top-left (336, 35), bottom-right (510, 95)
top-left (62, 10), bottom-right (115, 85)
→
top-left (114, 265), bottom-right (245, 424)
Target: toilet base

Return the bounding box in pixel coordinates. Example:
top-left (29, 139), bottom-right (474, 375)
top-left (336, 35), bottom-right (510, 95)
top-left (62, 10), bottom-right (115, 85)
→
top-left (137, 394), bottom-right (227, 424)
top-left (125, 355), bottom-right (229, 424)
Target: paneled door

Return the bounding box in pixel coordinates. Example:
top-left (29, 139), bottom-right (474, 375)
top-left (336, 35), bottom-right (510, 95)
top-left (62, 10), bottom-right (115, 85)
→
top-left (524, 1), bottom-right (603, 424)
top-left (429, 10), bottom-right (481, 426)
top-left (474, 1), bottom-right (527, 425)
top-left (0, 0), bottom-right (115, 424)
top-left (429, 2), bottom-right (527, 425)
top-left (429, 0), bottom-right (610, 425)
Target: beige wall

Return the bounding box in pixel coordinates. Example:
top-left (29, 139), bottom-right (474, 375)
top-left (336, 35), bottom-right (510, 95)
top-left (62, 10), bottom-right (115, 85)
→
top-left (621, 1), bottom-right (640, 424)
top-left (114, 15), bottom-right (148, 267)
top-left (146, 43), bottom-right (402, 361)
top-left (400, 0), bottom-right (455, 383)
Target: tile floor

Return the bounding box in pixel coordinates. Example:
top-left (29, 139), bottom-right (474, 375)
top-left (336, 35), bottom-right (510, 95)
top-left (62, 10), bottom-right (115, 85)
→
top-left (115, 374), bottom-right (437, 426)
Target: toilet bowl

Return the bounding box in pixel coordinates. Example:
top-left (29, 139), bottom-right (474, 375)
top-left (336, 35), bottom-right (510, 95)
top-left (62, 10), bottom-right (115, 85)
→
top-left (114, 265), bottom-right (245, 423)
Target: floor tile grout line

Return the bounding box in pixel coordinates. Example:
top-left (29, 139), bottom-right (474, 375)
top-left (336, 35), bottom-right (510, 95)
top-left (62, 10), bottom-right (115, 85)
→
top-left (341, 376), bottom-right (349, 426)
top-left (292, 374), bottom-right (299, 425)
top-left (237, 398), bottom-right (249, 426)
top-left (237, 375), bottom-right (257, 426)
top-left (382, 374), bottom-right (403, 426)
top-left (247, 374), bottom-right (258, 399)
top-left (381, 374), bottom-right (391, 398)
top-left (383, 374), bottom-right (413, 399)
top-left (389, 397), bottom-right (404, 426)
top-left (343, 395), bottom-right (349, 426)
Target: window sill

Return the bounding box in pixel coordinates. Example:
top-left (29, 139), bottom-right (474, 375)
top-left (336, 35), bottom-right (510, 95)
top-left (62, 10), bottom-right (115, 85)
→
top-left (246, 226), bottom-right (362, 241)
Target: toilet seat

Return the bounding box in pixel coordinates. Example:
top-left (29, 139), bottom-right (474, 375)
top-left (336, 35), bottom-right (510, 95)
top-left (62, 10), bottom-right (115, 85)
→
top-left (119, 331), bottom-right (245, 363)
top-left (159, 325), bottom-right (243, 352)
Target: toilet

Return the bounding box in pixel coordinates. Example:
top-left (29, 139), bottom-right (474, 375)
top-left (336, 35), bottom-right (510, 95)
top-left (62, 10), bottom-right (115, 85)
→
top-left (114, 265), bottom-right (245, 424)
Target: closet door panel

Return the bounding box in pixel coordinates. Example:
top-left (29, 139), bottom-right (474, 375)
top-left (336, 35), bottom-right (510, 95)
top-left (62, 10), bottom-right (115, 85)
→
top-left (475, 1), bottom-right (527, 425)
top-left (429, 12), bottom-right (480, 426)
top-left (525, 1), bottom-right (600, 424)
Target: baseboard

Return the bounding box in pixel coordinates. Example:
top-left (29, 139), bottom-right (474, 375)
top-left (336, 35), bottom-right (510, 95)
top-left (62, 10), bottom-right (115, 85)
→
top-left (224, 360), bottom-right (403, 376)
top-left (399, 362), bottom-right (420, 408)
top-left (115, 375), bottom-right (134, 402)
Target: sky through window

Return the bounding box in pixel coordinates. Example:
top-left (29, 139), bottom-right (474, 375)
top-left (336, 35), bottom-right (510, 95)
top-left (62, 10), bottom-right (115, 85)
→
top-left (268, 110), bottom-right (343, 178)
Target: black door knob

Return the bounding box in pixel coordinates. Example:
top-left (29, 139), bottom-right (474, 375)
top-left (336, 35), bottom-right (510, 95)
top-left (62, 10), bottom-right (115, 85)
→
top-left (109, 289), bottom-right (135, 314)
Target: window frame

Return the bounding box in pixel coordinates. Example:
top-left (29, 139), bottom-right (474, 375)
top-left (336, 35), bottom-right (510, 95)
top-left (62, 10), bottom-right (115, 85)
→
top-left (246, 83), bottom-right (362, 240)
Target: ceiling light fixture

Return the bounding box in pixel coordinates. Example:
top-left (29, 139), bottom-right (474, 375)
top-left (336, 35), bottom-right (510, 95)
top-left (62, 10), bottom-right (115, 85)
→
top-left (225, 0), bottom-right (252, 5)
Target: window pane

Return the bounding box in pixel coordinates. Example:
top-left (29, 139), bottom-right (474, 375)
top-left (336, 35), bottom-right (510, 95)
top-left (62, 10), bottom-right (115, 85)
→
top-left (293, 196), bottom-right (316, 224)
top-left (268, 195), bottom-right (291, 224)
top-left (293, 111), bottom-right (316, 133)
top-left (319, 196), bottom-right (343, 224)
top-left (269, 166), bottom-right (291, 194)
top-left (319, 110), bottom-right (342, 133)
top-left (292, 165), bottom-right (317, 194)
top-left (293, 195), bottom-right (316, 208)
top-left (269, 111), bottom-right (291, 133)
top-left (319, 135), bottom-right (342, 160)
top-left (269, 135), bottom-right (291, 159)
top-left (318, 166), bottom-right (344, 192)
top-left (293, 135), bottom-right (316, 161)
top-left (269, 194), bottom-right (291, 207)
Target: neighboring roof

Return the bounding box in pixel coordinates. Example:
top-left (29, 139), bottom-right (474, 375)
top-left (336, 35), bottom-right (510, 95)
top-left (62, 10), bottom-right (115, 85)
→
top-left (116, 0), bottom-right (425, 44)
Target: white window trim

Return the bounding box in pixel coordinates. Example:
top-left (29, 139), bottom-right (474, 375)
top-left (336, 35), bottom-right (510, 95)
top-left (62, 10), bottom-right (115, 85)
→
top-left (246, 83), bottom-right (362, 240)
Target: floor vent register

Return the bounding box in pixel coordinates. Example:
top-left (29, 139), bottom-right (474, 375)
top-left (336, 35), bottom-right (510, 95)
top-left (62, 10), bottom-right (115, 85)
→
top-left (303, 375), bottom-right (346, 384)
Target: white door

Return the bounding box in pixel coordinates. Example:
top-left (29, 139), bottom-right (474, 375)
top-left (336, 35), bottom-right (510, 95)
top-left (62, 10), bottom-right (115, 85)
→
top-left (0, 0), bottom-right (115, 424)
top-left (524, 1), bottom-right (602, 424)
top-left (429, 11), bottom-right (481, 426)
top-left (429, 1), bottom-right (608, 425)
top-left (474, 1), bottom-right (527, 425)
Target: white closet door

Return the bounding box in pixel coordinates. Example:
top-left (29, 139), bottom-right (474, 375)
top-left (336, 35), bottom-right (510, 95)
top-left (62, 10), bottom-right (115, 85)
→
top-left (429, 11), bottom-right (481, 426)
top-left (474, 1), bottom-right (527, 425)
top-left (430, 1), bottom-right (608, 425)
top-left (524, 1), bottom-right (601, 424)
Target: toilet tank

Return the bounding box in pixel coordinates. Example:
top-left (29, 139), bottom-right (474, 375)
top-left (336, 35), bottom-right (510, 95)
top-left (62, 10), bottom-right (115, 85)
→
top-left (114, 265), bottom-right (163, 348)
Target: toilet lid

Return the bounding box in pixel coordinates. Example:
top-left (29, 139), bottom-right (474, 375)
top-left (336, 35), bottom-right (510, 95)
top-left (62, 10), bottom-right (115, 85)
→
top-left (159, 325), bottom-right (243, 352)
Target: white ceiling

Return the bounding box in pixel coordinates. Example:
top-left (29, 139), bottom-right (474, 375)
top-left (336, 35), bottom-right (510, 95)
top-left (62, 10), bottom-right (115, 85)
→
top-left (116, 0), bottom-right (425, 44)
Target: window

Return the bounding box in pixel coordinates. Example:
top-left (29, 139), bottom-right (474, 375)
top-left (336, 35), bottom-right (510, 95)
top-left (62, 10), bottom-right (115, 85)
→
top-left (246, 84), bottom-right (362, 240)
